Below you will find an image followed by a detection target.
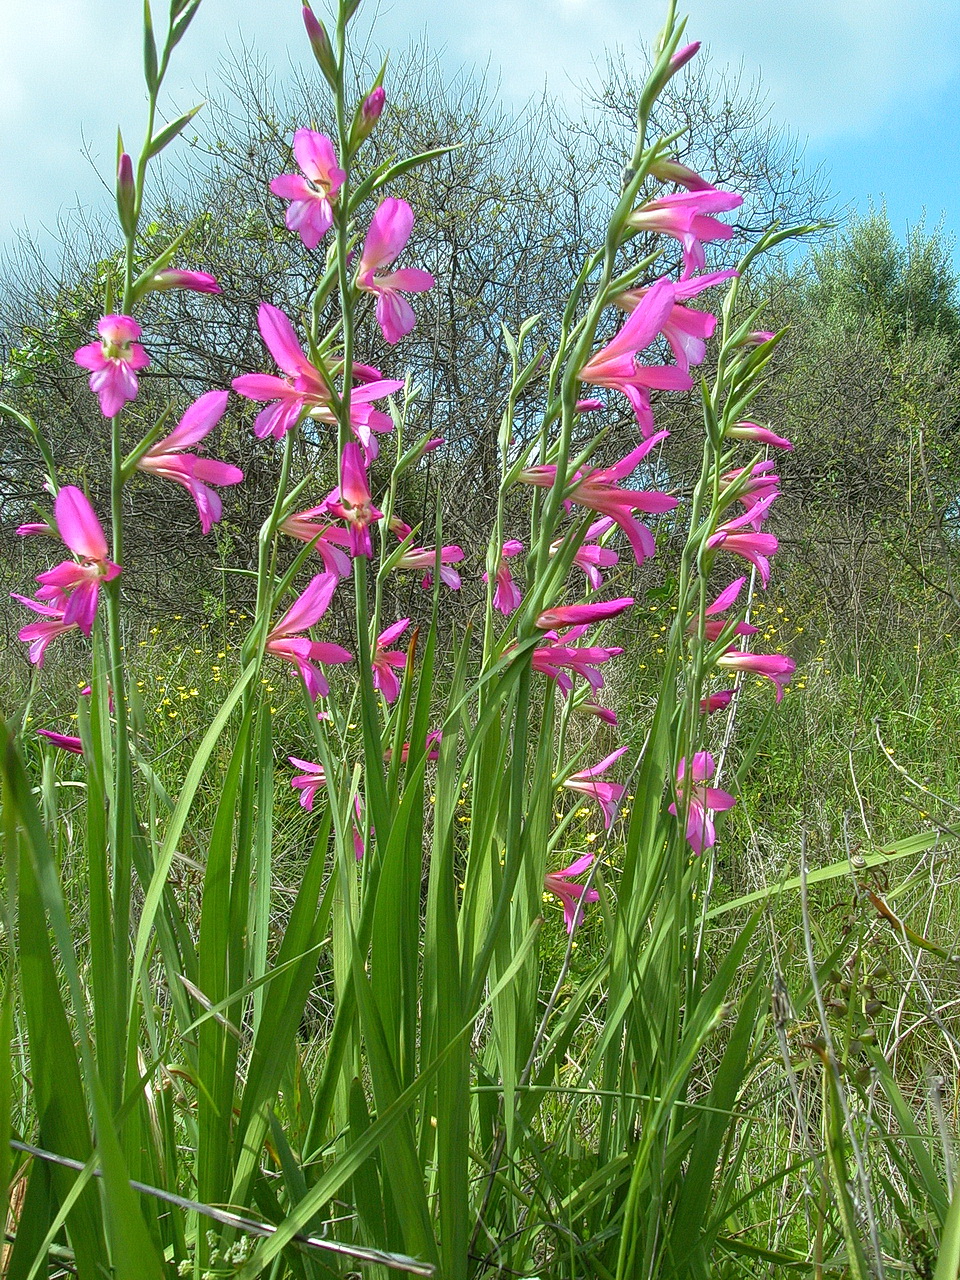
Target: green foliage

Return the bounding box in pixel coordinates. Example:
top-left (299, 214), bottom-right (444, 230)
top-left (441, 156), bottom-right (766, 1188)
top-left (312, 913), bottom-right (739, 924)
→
top-left (807, 208), bottom-right (960, 342)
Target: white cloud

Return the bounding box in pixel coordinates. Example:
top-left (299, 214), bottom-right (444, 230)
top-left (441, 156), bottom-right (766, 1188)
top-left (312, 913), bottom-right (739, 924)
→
top-left (432, 0), bottom-right (959, 138)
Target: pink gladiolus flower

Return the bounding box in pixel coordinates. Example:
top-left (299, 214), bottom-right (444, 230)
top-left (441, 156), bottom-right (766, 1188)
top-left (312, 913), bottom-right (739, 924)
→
top-left (14, 595), bottom-right (76, 666)
top-left (720, 461), bottom-right (780, 528)
top-left (280, 506), bottom-right (354, 577)
top-left (270, 129), bottom-right (345, 249)
top-left (266, 572), bottom-right (353, 700)
top-left (706, 500), bottom-right (779, 587)
top-left (561, 745), bottom-right (629, 830)
top-left (74, 315), bottom-right (149, 417)
top-left (693, 576), bottom-right (758, 642)
top-left (700, 688), bottom-right (734, 715)
top-left (579, 278), bottom-right (692, 432)
top-left (33, 487), bottom-right (120, 634)
top-left (38, 729), bottom-right (83, 754)
top-left (232, 300), bottom-right (401, 450)
top-left (615, 270), bottom-right (737, 373)
top-left (483, 539), bottom-right (524, 615)
top-left (725, 421), bottom-right (793, 451)
top-left (536, 597), bottom-right (634, 631)
top-left (669, 752), bottom-right (736, 855)
top-left (521, 431), bottom-right (676, 567)
top-left (552, 517), bottom-right (619, 591)
top-left (357, 198), bottom-right (435, 344)
top-left (233, 303), bottom-right (402, 449)
top-left (289, 756), bottom-right (327, 809)
top-left (17, 521), bottom-right (53, 537)
top-left (544, 853), bottom-right (600, 933)
top-left (531, 636), bottom-right (623, 696)
top-left (575, 398), bottom-right (605, 413)
top-left (372, 618), bottom-right (410, 703)
top-left (627, 190), bottom-right (744, 275)
top-left (149, 269), bottom-right (221, 294)
top-left (394, 539), bottom-right (465, 590)
top-left (289, 758), bottom-right (364, 857)
top-left (326, 443), bottom-right (383, 558)
top-left (137, 390), bottom-right (243, 534)
top-left (716, 649), bottom-right (795, 701)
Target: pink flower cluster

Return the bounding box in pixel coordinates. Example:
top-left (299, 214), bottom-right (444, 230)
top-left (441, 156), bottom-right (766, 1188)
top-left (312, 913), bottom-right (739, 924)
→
top-left (14, 487), bottom-right (120, 665)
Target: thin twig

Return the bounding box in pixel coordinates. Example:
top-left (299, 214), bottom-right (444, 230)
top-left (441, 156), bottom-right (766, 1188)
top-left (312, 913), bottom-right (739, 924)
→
top-left (9, 1139), bottom-right (435, 1275)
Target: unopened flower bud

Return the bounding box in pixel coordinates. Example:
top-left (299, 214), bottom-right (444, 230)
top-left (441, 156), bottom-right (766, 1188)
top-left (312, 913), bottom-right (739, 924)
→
top-left (302, 6), bottom-right (338, 85)
top-left (649, 157), bottom-right (713, 192)
top-left (725, 421), bottom-right (793, 451)
top-left (117, 152), bottom-right (137, 236)
top-left (350, 85), bottom-right (386, 150)
top-left (149, 268), bottom-right (222, 294)
top-left (669, 41), bottom-right (700, 73)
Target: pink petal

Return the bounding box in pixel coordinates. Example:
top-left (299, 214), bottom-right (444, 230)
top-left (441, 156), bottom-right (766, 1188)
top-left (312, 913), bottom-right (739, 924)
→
top-left (274, 572), bottom-right (338, 635)
top-left (55, 487), bottom-right (108, 561)
top-left (291, 129), bottom-right (344, 191)
top-left (98, 314), bottom-right (142, 343)
top-left (705, 577), bottom-right (747, 616)
top-left (378, 617), bottom-right (411, 647)
top-left (376, 290), bottom-right (417, 344)
top-left (270, 173), bottom-right (315, 201)
top-left (160, 390), bottom-right (229, 450)
top-left (379, 267), bottom-right (434, 292)
top-left (360, 197), bottom-right (414, 274)
top-left (257, 303), bottom-right (310, 377)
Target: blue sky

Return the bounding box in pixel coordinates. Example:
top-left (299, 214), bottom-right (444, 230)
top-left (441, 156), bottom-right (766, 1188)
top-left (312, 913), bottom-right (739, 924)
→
top-left (1, 0), bottom-right (958, 265)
